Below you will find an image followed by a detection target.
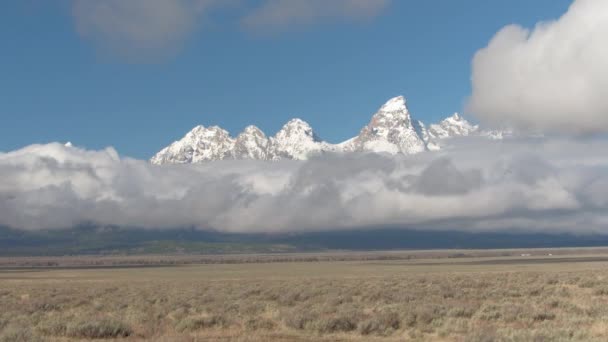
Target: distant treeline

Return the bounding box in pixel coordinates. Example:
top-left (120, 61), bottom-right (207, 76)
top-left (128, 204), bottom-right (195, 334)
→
top-left (2, 225), bottom-right (608, 257)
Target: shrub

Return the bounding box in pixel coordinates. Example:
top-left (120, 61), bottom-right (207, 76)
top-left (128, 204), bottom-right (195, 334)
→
top-left (500, 304), bottom-right (528, 323)
top-left (175, 315), bottom-right (228, 332)
top-left (465, 327), bottom-right (498, 342)
top-left (283, 310), bottom-right (315, 330)
top-left (403, 312), bottom-right (417, 327)
top-left (579, 280), bottom-right (598, 288)
top-left (313, 316), bottom-right (357, 334)
top-left (66, 319), bottom-right (132, 339)
top-left (0, 317), bottom-right (8, 331)
top-left (533, 311), bottom-right (556, 322)
top-left (448, 306), bottom-right (476, 318)
top-left (546, 278), bottom-right (559, 285)
top-left (475, 304), bottom-right (502, 321)
top-left (593, 287), bottom-right (608, 296)
top-left (30, 301), bottom-right (60, 313)
top-left (359, 311), bottom-right (400, 336)
top-left (36, 319), bottom-right (67, 336)
top-left (244, 317), bottom-right (276, 331)
top-left (413, 304), bottom-right (445, 326)
top-left (0, 326), bottom-right (40, 342)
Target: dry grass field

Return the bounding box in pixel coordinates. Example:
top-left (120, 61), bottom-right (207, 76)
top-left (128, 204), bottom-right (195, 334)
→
top-left (2, 251), bottom-right (608, 341)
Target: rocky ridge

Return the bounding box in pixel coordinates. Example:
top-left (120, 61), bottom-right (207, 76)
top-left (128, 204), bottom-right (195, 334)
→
top-left (151, 96), bottom-right (503, 164)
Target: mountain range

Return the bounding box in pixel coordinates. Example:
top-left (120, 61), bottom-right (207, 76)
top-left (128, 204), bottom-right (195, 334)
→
top-left (151, 96), bottom-right (506, 164)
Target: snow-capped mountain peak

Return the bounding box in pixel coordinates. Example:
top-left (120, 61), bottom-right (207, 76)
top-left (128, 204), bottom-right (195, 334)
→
top-left (242, 125), bottom-right (265, 135)
top-left (150, 95), bottom-right (510, 164)
top-left (234, 125), bottom-right (269, 160)
top-left (276, 118), bottom-right (321, 141)
top-left (347, 96), bottom-right (426, 154)
top-left (270, 118), bottom-right (326, 160)
top-left (372, 96), bottom-right (413, 128)
top-left (427, 113), bottom-right (479, 140)
top-left (150, 125), bottom-right (235, 164)
top-left (378, 95), bottom-right (408, 113)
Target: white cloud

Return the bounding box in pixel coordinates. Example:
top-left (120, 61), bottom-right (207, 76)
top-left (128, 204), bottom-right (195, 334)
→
top-left (241, 0), bottom-right (391, 33)
top-left (467, 0), bottom-right (608, 134)
top-left (3, 138), bottom-right (608, 235)
top-left (71, 0), bottom-right (222, 60)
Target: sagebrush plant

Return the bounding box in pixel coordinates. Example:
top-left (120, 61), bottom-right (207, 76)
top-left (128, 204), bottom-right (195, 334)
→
top-left (2, 256), bottom-right (608, 341)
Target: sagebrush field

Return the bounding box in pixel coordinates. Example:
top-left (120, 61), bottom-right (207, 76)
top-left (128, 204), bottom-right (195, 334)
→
top-left (2, 251), bottom-right (608, 341)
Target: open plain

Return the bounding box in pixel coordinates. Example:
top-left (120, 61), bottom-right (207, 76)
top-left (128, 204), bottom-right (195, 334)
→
top-left (2, 250), bottom-right (608, 341)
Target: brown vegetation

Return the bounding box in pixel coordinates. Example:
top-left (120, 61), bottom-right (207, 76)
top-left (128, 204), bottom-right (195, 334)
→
top-left (3, 247), bottom-right (608, 268)
top-left (1, 254), bottom-right (608, 341)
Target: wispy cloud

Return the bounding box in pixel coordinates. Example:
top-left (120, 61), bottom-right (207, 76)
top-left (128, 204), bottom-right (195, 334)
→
top-left (468, 0), bottom-right (608, 134)
top-left (241, 0), bottom-right (391, 33)
top-left (70, 0), bottom-right (392, 61)
top-left (71, 0), bottom-right (223, 61)
top-left (3, 138), bottom-right (608, 235)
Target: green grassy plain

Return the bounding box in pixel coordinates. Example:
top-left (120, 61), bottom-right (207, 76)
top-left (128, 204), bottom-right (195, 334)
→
top-left (2, 251), bottom-right (608, 341)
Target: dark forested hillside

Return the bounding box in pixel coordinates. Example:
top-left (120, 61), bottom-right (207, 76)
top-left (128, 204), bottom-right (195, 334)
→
top-left (2, 225), bottom-right (608, 256)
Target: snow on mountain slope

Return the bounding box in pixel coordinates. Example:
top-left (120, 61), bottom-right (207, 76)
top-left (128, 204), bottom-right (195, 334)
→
top-left (151, 125), bottom-right (235, 164)
top-left (414, 113), bottom-right (482, 150)
top-left (268, 119), bottom-right (328, 160)
top-left (233, 125), bottom-right (270, 160)
top-left (428, 113), bottom-right (479, 139)
top-left (150, 95), bottom-right (509, 164)
top-left (413, 120), bottom-right (441, 151)
top-left (346, 96), bottom-right (427, 154)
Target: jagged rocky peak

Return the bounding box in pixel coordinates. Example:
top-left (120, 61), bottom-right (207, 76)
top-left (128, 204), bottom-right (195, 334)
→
top-left (428, 113), bottom-right (479, 139)
top-left (150, 95), bottom-right (511, 164)
top-left (177, 125), bottom-right (232, 144)
top-left (270, 118), bottom-right (326, 160)
top-left (349, 96), bottom-right (427, 154)
top-left (413, 120), bottom-right (440, 151)
top-left (370, 96), bottom-right (412, 128)
top-left (150, 124), bottom-right (235, 164)
top-left (378, 95), bottom-right (408, 112)
top-left (233, 125), bottom-right (269, 160)
top-left (275, 118), bottom-right (321, 141)
top-left (237, 125), bottom-right (268, 142)
top-left (242, 125), bottom-right (265, 135)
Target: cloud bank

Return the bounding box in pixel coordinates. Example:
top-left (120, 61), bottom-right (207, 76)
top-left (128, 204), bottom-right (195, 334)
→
top-left (3, 138), bottom-right (608, 235)
top-left (468, 0), bottom-right (608, 134)
top-left (241, 0), bottom-right (391, 33)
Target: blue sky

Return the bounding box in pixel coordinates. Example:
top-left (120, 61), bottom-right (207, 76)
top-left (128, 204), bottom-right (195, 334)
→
top-left (0, 0), bottom-right (572, 158)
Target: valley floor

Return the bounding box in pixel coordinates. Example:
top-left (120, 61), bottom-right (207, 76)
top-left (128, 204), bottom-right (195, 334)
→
top-left (2, 250), bottom-right (608, 341)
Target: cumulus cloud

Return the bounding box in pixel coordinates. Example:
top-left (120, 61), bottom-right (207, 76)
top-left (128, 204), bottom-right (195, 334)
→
top-left (3, 138), bottom-right (608, 234)
top-left (71, 0), bottom-right (224, 60)
top-left (467, 0), bottom-right (608, 134)
top-left (241, 0), bottom-right (391, 33)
